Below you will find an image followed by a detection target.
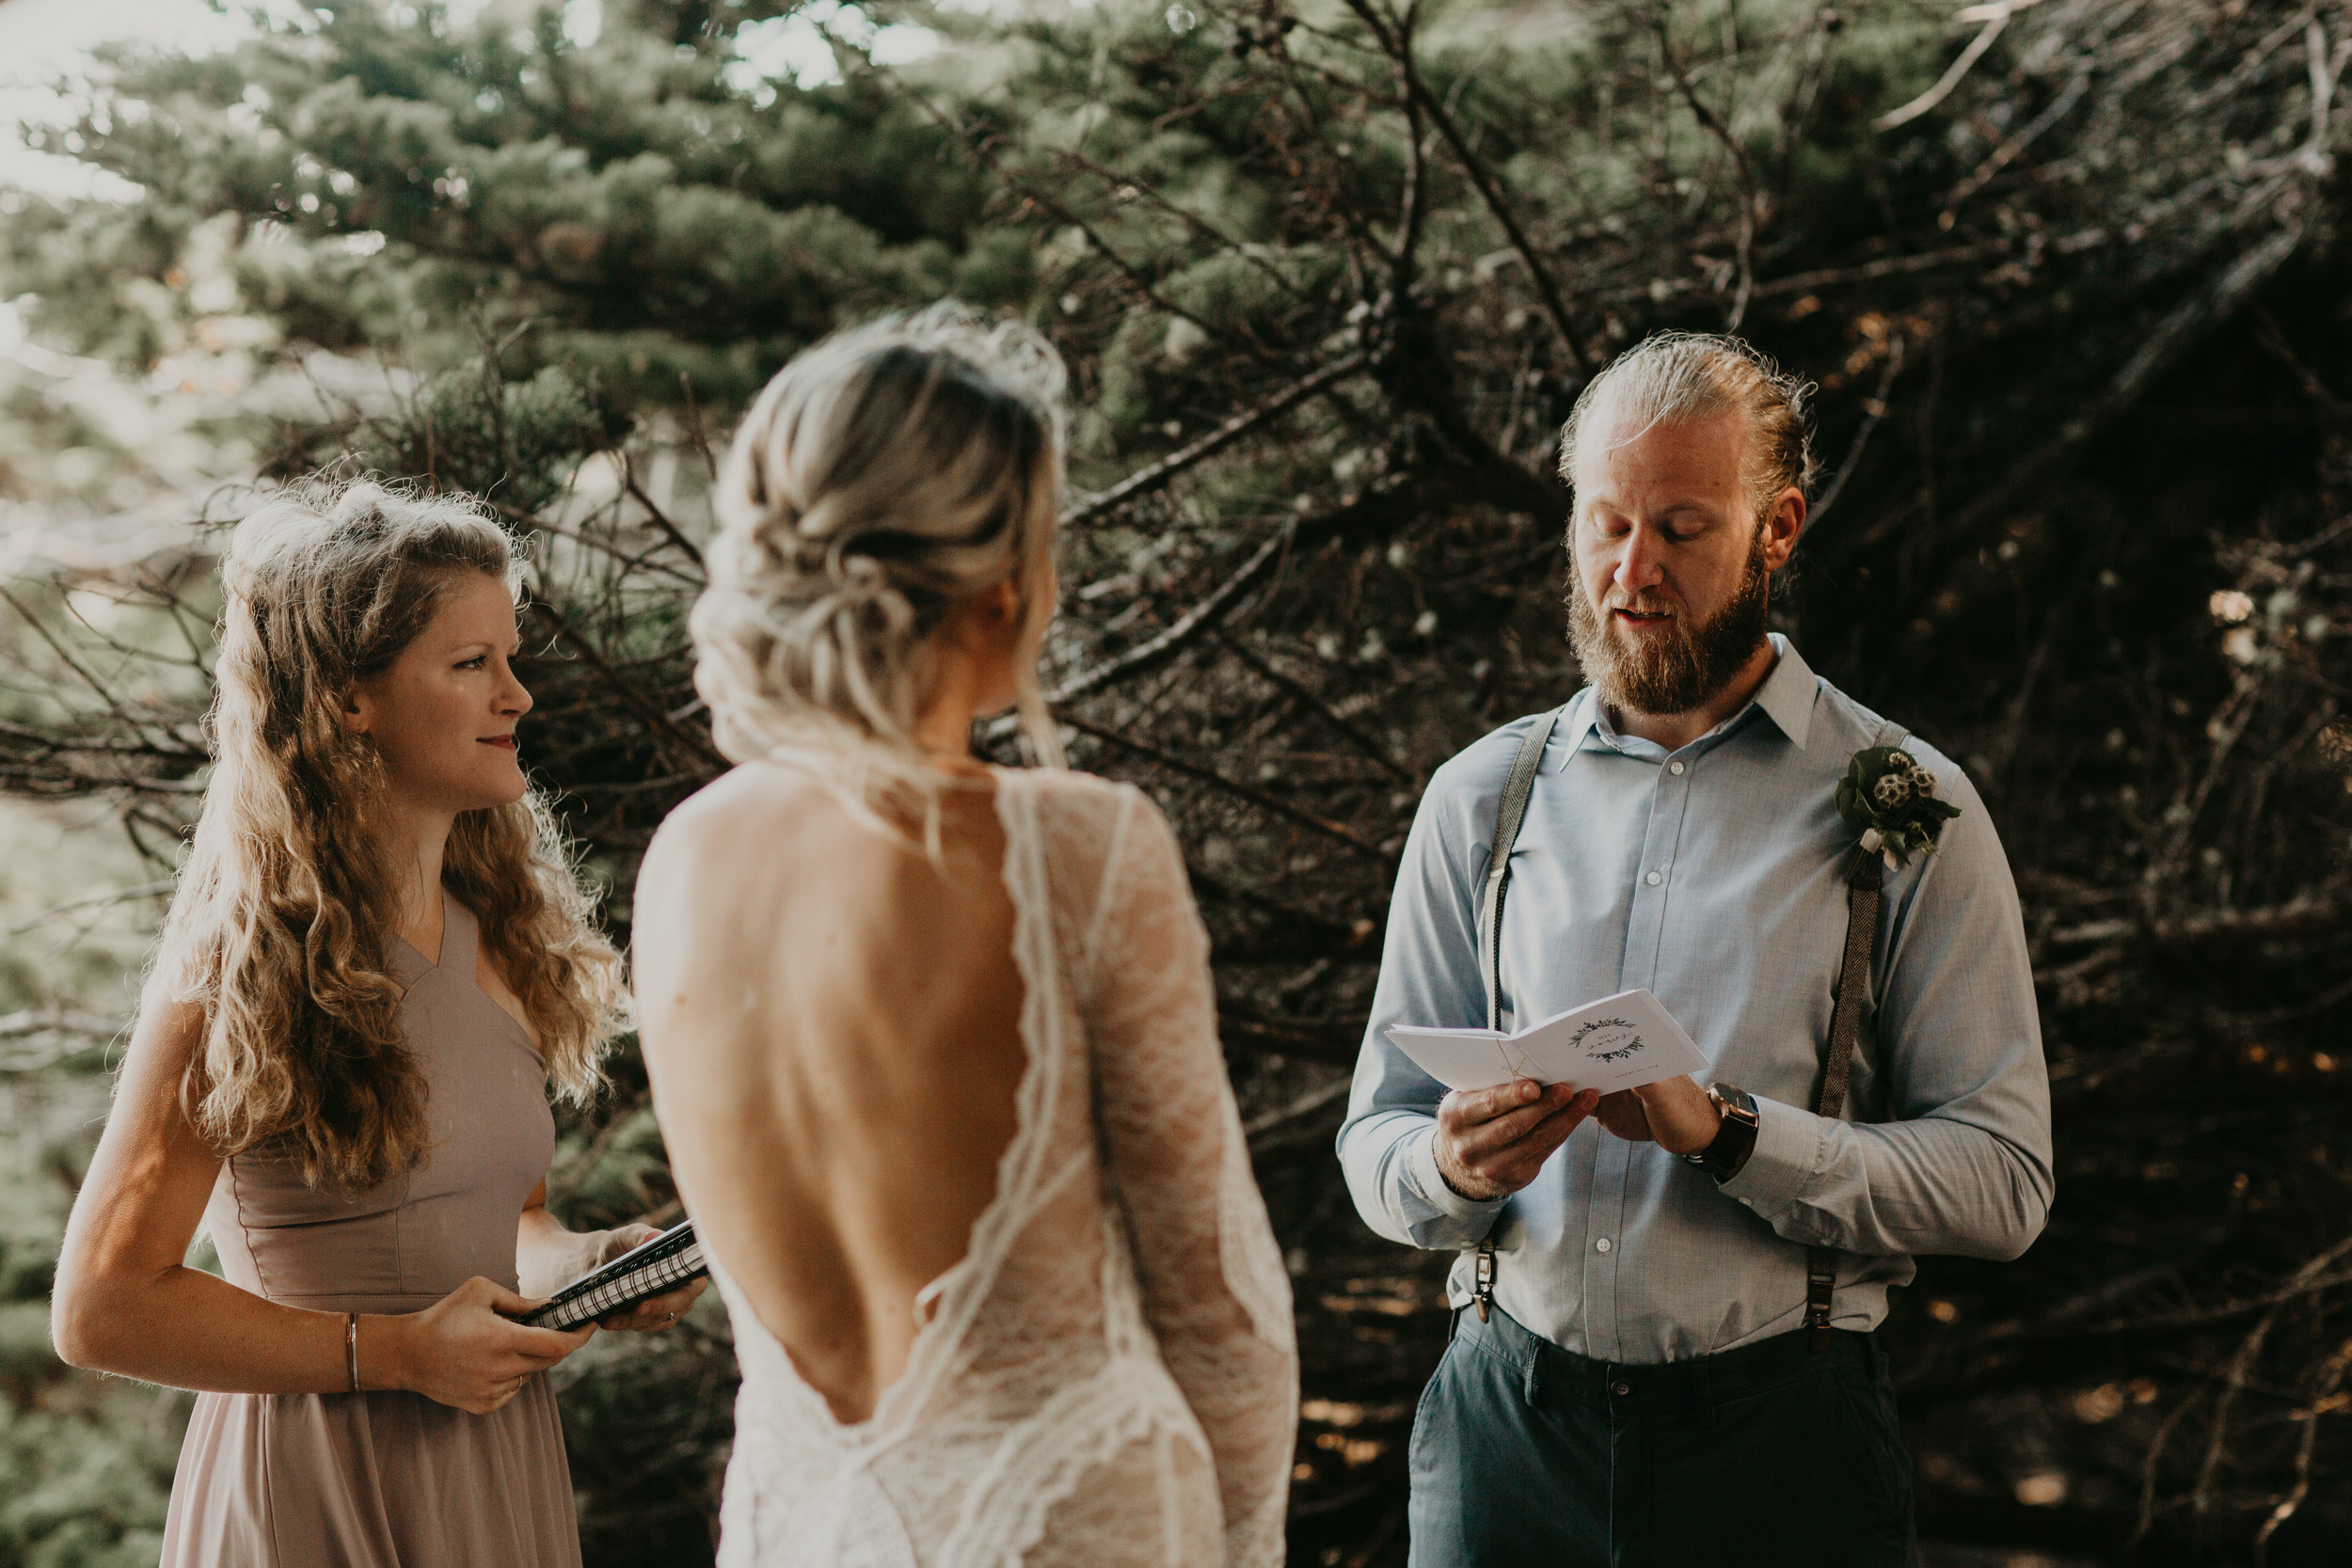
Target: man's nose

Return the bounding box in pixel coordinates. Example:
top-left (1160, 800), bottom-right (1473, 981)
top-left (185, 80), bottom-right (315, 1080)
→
top-left (1613, 525), bottom-right (1667, 594)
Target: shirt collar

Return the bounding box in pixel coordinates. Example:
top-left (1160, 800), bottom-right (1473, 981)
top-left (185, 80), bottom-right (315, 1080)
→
top-left (1546, 633), bottom-right (1820, 772)
top-left (1750, 634), bottom-right (1820, 750)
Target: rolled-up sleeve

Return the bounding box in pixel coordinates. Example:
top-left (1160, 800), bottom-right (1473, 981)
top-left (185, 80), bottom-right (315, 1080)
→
top-left (1718, 753), bottom-right (2055, 1262)
top-left (1337, 748), bottom-right (1511, 1251)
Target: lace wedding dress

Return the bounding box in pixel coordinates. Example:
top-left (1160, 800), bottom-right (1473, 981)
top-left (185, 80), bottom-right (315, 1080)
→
top-left (707, 768), bottom-right (1298, 1568)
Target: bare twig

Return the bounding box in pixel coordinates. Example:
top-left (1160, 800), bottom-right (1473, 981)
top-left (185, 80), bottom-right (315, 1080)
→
top-left (1875, 7), bottom-right (2012, 132)
top-left (0, 1007), bottom-right (129, 1041)
top-left (1048, 521), bottom-right (1295, 705)
top-left (1216, 632), bottom-right (1412, 783)
top-left (2042, 893), bottom-right (2345, 952)
top-left (535, 601), bottom-right (727, 773)
top-left (622, 463), bottom-right (707, 574)
top-left (1061, 713), bottom-right (1396, 867)
top-left (1061, 356), bottom-right (1370, 529)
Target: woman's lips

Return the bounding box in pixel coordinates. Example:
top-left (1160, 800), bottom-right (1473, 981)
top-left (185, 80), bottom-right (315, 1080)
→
top-left (479, 736), bottom-right (518, 751)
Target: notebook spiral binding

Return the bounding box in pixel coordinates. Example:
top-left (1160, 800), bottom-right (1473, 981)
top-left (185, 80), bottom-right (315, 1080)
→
top-left (518, 1220), bottom-right (708, 1331)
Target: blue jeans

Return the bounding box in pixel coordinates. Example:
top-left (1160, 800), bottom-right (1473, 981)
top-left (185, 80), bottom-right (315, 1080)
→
top-left (1406, 1304), bottom-right (1916, 1568)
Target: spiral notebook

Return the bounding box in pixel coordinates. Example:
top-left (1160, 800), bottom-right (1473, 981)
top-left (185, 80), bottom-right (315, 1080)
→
top-left (518, 1220), bottom-right (707, 1331)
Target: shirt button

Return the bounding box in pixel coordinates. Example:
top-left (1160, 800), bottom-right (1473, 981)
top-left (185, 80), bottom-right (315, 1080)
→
top-left (1645, 871), bottom-right (1662, 887)
top-left (1669, 761), bottom-right (1686, 775)
top-left (1613, 1380), bottom-right (1632, 1397)
top-left (1595, 1237), bottom-right (1613, 1253)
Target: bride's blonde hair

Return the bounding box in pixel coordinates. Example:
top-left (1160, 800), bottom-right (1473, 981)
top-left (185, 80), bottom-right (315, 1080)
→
top-left (155, 479), bottom-right (627, 1193)
top-left (691, 306), bottom-right (1069, 834)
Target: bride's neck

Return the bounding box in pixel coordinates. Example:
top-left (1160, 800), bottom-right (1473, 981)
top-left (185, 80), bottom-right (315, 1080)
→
top-left (913, 651), bottom-right (1016, 782)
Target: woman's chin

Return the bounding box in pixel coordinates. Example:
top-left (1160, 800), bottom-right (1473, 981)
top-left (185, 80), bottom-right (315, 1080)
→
top-left (457, 767), bottom-right (531, 812)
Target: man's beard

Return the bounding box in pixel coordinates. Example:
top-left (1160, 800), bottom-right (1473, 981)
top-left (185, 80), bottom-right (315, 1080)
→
top-left (1566, 533), bottom-right (1772, 718)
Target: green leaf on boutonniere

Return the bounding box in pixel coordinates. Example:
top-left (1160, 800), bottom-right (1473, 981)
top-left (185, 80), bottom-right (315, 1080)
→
top-left (1836, 744), bottom-right (1963, 872)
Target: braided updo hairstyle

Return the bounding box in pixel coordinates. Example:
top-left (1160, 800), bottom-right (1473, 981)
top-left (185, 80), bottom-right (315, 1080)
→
top-left (691, 307), bottom-right (1069, 827)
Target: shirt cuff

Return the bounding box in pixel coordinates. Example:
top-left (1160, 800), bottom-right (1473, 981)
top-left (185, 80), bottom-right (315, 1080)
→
top-left (1715, 1094), bottom-right (1818, 1219)
top-left (1407, 1126), bottom-right (1507, 1225)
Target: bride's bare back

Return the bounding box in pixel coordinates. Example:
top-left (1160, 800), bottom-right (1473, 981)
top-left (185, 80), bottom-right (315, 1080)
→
top-left (633, 762), bottom-right (1025, 1423)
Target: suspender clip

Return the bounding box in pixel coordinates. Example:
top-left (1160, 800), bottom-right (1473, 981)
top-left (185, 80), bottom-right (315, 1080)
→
top-left (1472, 1242), bottom-right (1495, 1323)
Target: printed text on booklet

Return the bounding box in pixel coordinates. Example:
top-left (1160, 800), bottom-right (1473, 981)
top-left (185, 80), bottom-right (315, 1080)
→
top-left (1382, 989), bottom-right (1709, 1095)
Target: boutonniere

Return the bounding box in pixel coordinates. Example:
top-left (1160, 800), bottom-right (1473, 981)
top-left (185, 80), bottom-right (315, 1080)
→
top-left (1835, 745), bottom-right (1963, 873)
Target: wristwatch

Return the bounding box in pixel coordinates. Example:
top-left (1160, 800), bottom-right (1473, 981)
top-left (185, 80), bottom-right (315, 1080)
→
top-left (1684, 1083), bottom-right (1759, 1183)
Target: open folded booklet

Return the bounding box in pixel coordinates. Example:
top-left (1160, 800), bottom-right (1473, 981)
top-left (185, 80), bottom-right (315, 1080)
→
top-left (1383, 988), bottom-right (1709, 1095)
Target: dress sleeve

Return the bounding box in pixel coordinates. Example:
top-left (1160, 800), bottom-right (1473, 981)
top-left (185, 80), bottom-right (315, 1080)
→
top-left (1083, 788), bottom-right (1298, 1568)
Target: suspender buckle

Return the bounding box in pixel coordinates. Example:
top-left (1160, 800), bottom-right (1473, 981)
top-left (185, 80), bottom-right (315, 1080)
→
top-left (1473, 1242), bottom-right (1495, 1323)
top-left (1804, 1252), bottom-right (1837, 1352)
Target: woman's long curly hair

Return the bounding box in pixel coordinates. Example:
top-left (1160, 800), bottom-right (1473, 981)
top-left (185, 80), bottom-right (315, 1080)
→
top-left (691, 306), bottom-right (1068, 842)
top-left (154, 480), bottom-right (627, 1193)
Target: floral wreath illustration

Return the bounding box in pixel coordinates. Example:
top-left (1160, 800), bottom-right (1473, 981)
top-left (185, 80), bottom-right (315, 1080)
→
top-left (1570, 1018), bottom-right (1645, 1063)
top-left (1836, 745), bottom-right (1963, 873)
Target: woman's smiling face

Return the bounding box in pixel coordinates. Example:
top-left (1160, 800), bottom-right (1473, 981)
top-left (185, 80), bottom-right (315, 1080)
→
top-left (346, 570), bottom-right (533, 816)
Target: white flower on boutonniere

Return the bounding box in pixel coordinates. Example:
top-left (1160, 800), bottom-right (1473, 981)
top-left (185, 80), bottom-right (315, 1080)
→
top-left (1836, 745), bottom-right (1963, 873)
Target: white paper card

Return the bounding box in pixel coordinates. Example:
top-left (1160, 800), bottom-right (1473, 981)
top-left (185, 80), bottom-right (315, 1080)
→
top-left (1383, 988), bottom-right (1708, 1094)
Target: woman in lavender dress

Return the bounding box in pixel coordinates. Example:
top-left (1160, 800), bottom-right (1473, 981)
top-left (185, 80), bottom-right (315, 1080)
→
top-left (51, 481), bottom-right (706, 1566)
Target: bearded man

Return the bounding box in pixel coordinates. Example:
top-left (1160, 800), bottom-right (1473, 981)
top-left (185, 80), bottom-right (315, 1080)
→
top-left (1338, 333), bottom-right (2053, 1566)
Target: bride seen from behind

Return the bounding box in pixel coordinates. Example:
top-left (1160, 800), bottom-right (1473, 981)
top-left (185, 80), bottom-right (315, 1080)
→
top-left (632, 308), bottom-right (1299, 1567)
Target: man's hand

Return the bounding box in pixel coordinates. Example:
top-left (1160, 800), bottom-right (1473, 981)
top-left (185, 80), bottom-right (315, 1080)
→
top-left (1594, 1076), bottom-right (1723, 1157)
top-left (1433, 1080), bottom-right (1601, 1201)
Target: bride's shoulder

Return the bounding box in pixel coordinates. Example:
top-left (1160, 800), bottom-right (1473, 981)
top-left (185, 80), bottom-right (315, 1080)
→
top-left (642, 762), bottom-right (850, 875)
top-left (1000, 765), bottom-right (1159, 835)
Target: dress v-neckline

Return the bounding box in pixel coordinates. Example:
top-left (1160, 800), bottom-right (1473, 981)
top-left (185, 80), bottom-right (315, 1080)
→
top-left (723, 766), bottom-right (1054, 1441)
top-left (396, 889), bottom-right (465, 974)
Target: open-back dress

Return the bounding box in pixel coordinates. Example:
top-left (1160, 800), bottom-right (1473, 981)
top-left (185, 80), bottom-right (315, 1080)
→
top-left (708, 767), bottom-right (1299, 1567)
top-left (158, 893), bottom-right (580, 1567)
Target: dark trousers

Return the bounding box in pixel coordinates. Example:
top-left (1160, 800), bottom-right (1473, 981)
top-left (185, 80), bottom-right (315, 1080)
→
top-left (1406, 1304), bottom-right (1916, 1568)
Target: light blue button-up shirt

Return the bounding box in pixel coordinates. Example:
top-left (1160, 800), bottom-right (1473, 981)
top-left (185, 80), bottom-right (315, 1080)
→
top-left (1337, 636), bottom-right (2054, 1364)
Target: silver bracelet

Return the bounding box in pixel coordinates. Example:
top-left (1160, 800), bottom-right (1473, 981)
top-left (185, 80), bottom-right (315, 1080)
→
top-left (345, 1312), bottom-right (361, 1394)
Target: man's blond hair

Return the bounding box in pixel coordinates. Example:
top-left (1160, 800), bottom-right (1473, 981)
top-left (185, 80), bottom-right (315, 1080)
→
top-left (1558, 332), bottom-right (1818, 525)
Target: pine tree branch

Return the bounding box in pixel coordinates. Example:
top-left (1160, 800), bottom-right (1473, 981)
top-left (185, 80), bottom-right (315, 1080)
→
top-left (1339, 0), bottom-right (1592, 375)
top-left (1061, 354), bottom-right (1370, 529)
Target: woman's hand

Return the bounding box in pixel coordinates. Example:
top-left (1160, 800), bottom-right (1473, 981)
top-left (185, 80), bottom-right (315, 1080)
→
top-left (379, 1276), bottom-right (593, 1415)
top-left (589, 1222), bottom-right (710, 1333)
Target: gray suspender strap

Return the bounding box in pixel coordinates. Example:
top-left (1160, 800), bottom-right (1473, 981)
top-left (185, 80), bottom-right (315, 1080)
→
top-left (1467, 705), bottom-right (1565, 1323)
top-left (1481, 706), bottom-right (1565, 1033)
top-left (1805, 718), bottom-right (1909, 1351)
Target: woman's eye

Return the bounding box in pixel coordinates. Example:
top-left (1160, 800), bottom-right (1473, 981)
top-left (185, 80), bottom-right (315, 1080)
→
top-left (456, 656), bottom-right (487, 671)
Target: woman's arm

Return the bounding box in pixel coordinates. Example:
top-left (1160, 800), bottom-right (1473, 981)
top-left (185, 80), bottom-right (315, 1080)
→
top-left (52, 989), bottom-right (592, 1413)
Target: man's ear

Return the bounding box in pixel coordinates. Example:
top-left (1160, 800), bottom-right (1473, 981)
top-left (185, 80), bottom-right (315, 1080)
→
top-left (1760, 486), bottom-right (1806, 571)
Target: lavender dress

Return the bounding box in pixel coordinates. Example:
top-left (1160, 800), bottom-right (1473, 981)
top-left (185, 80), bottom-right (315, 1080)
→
top-left (159, 894), bottom-right (581, 1567)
